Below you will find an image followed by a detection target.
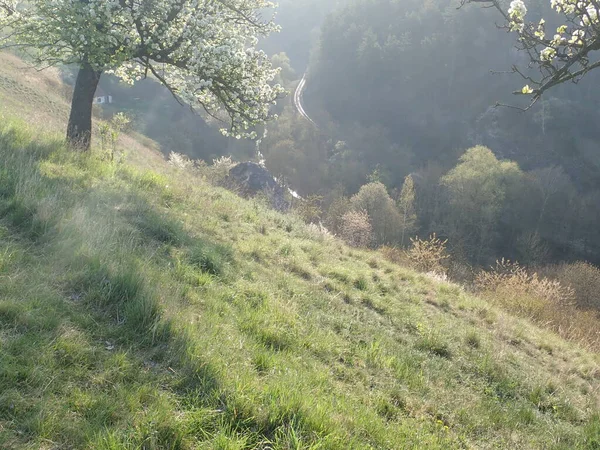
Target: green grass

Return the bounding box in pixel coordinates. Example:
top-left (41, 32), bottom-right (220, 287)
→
top-left (0, 54), bottom-right (600, 448)
top-left (1, 119), bottom-right (600, 449)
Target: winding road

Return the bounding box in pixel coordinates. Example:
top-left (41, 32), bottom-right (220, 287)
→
top-left (293, 73), bottom-right (318, 128)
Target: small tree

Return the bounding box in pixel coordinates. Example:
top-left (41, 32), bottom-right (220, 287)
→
top-left (340, 210), bottom-right (372, 248)
top-left (98, 112), bottom-right (130, 161)
top-left (398, 175), bottom-right (417, 247)
top-left (350, 182), bottom-right (402, 246)
top-left (0, 0), bottom-right (284, 150)
top-left (407, 234), bottom-right (449, 274)
top-left (440, 146), bottom-right (524, 263)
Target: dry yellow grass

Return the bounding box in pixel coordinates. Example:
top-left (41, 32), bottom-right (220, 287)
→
top-left (476, 259), bottom-right (600, 350)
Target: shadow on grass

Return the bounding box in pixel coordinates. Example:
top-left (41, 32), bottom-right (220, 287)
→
top-left (0, 123), bottom-right (326, 448)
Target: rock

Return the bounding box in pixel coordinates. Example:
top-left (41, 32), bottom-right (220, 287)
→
top-left (228, 162), bottom-right (290, 211)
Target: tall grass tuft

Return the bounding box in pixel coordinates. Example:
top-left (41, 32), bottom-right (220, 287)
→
top-left (187, 240), bottom-right (232, 276)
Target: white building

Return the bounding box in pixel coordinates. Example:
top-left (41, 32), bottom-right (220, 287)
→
top-left (93, 87), bottom-right (113, 105)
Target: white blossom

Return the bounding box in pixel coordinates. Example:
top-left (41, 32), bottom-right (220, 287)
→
top-left (0, 0), bottom-right (284, 138)
top-left (508, 0), bottom-right (527, 19)
top-left (569, 28), bottom-right (585, 44)
top-left (540, 46), bottom-right (557, 61)
top-left (508, 0), bottom-right (527, 31)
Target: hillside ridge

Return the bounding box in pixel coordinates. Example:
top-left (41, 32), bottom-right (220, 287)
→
top-left (0, 52), bottom-right (599, 449)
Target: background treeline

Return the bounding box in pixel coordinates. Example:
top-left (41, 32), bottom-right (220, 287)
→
top-left (77, 0), bottom-right (600, 268)
top-left (258, 0), bottom-right (600, 267)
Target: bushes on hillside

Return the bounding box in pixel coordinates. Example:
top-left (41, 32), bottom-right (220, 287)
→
top-left (474, 259), bottom-right (600, 349)
top-left (541, 261), bottom-right (600, 311)
top-left (475, 260), bottom-right (574, 310)
top-left (406, 234), bottom-right (449, 275)
top-left (350, 182), bottom-right (402, 246)
top-left (339, 210), bottom-right (372, 248)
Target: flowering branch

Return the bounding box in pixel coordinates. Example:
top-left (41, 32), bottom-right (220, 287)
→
top-left (462, 0), bottom-right (600, 106)
top-left (0, 0), bottom-right (285, 139)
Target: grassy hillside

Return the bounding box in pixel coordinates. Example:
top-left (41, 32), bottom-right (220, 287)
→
top-left (1, 54), bottom-right (600, 449)
top-left (0, 52), bottom-right (166, 172)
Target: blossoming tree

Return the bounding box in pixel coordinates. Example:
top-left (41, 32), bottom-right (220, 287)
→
top-left (463, 0), bottom-right (600, 107)
top-left (0, 0), bottom-right (284, 150)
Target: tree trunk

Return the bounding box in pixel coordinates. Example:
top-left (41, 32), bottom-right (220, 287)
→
top-left (67, 63), bottom-right (102, 151)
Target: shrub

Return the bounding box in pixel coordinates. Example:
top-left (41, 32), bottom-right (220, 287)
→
top-left (294, 195), bottom-right (323, 224)
top-left (350, 182), bottom-right (402, 246)
top-left (406, 234), bottom-right (449, 274)
top-left (474, 259), bottom-right (600, 349)
top-left (324, 194), bottom-right (352, 235)
top-left (167, 151), bottom-right (195, 171)
top-left (475, 259), bottom-right (574, 309)
top-left (339, 210), bottom-right (372, 248)
top-left (208, 155), bottom-right (236, 186)
top-left (98, 112), bottom-right (131, 162)
top-left (542, 261), bottom-right (600, 311)
top-left (304, 222), bottom-right (333, 241)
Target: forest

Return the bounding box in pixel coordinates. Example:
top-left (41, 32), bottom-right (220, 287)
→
top-left (69, 0), bottom-right (600, 268)
top-left (264, 0), bottom-right (600, 268)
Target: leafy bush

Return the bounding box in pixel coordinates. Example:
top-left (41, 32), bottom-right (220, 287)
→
top-left (541, 261), bottom-right (600, 311)
top-left (294, 195), bottom-right (323, 224)
top-left (350, 182), bottom-right (402, 246)
top-left (339, 210), bottom-right (372, 248)
top-left (406, 234), bottom-right (449, 274)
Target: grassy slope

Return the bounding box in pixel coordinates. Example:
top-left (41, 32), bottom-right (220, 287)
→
top-left (1, 53), bottom-right (600, 449)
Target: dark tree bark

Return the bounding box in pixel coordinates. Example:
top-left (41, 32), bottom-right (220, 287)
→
top-left (67, 62), bottom-right (102, 151)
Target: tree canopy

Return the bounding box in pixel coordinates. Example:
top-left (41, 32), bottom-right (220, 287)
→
top-left (0, 0), bottom-right (284, 148)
